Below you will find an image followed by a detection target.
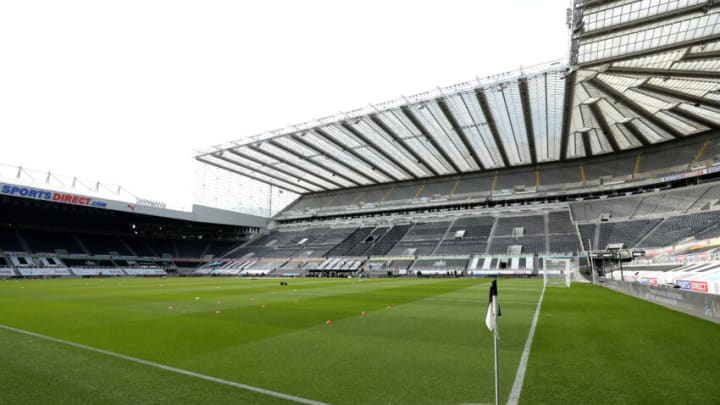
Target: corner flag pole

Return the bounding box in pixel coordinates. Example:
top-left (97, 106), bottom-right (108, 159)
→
top-left (485, 279), bottom-right (500, 405)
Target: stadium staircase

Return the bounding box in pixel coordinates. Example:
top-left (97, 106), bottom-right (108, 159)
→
top-left (430, 218), bottom-right (458, 255)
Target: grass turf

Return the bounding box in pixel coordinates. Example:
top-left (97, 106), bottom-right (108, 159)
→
top-left (0, 277), bottom-right (718, 404)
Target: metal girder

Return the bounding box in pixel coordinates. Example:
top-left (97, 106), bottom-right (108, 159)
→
top-left (266, 139), bottom-right (362, 187)
top-left (289, 134), bottom-right (378, 185)
top-left (313, 128), bottom-right (399, 181)
top-left (560, 70), bottom-right (577, 160)
top-left (196, 156), bottom-right (307, 194)
top-left (246, 143), bottom-right (348, 189)
top-left (518, 78), bottom-right (538, 165)
top-left (606, 66), bottom-right (720, 80)
top-left (619, 119), bottom-right (652, 147)
top-left (475, 89), bottom-right (511, 167)
top-left (400, 106), bottom-right (463, 173)
top-left (227, 149), bottom-right (330, 191)
top-left (211, 153), bottom-right (315, 193)
top-left (436, 100), bottom-right (486, 170)
top-left (581, 130), bottom-right (593, 157)
top-left (340, 122), bottom-right (417, 179)
top-left (578, 2), bottom-right (715, 40)
top-left (638, 83), bottom-right (720, 110)
top-left (669, 106), bottom-right (720, 129)
top-left (683, 49), bottom-right (720, 61)
top-left (589, 77), bottom-right (684, 138)
top-left (588, 101), bottom-right (620, 152)
top-left (580, 34), bottom-right (720, 68)
top-left (369, 115), bottom-right (442, 176)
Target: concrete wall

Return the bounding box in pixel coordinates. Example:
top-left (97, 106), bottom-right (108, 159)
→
top-left (603, 280), bottom-right (720, 324)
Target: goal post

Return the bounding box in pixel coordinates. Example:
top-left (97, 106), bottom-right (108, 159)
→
top-left (542, 257), bottom-right (572, 287)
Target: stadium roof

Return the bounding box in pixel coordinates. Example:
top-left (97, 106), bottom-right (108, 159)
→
top-left (197, 0), bottom-right (720, 194)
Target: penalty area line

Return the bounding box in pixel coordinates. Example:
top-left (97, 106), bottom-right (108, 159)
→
top-left (0, 324), bottom-right (329, 405)
top-left (506, 282), bottom-right (546, 405)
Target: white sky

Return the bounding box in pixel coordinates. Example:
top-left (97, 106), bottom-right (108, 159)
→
top-left (0, 0), bottom-right (570, 209)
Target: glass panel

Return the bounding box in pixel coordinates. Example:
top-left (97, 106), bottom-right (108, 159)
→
top-left (443, 93), bottom-right (501, 168)
top-left (374, 110), bottom-right (453, 174)
top-left (577, 10), bottom-right (720, 64)
top-left (237, 147), bottom-right (339, 190)
top-left (201, 155), bottom-right (308, 194)
top-left (407, 102), bottom-right (476, 171)
top-left (321, 124), bottom-right (409, 180)
top-left (352, 118), bottom-right (429, 177)
top-left (305, 131), bottom-right (391, 183)
top-left (274, 137), bottom-right (375, 186)
top-left (527, 72), bottom-right (565, 162)
top-left (583, 0), bottom-right (707, 33)
top-left (482, 82), bottom-right (532, 165)
top-left (647, 77), bottom-right (720, 97)
top-left (214, 152), bottom-right (323, 192)
top-left (257, 142), bottom-right (356, 188)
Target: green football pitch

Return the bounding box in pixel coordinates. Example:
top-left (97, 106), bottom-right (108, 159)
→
top-left (1, 277), bottom-right (718, 404)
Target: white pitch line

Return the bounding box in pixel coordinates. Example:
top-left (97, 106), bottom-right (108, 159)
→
top-left (506, 283), bottom-right (546, 405)
top-left (0, 324), bottom-right (329, 405)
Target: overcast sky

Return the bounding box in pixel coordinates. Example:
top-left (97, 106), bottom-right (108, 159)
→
top-left (0, 0), bottom-right (570, 209)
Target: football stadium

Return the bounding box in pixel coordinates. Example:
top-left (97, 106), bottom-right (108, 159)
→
top-left (3, 1), bottom-right (720, 404)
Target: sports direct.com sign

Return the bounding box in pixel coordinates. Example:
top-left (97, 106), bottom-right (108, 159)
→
top-left (0, 183), bottom-right (108, 208)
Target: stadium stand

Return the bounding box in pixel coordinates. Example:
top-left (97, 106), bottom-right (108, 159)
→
top-left (386, 221), bottom-right (451, 256)
top-left (434, 216), bottom-right (494, 255)
top-left (364, 225), bottom-right (411, 256)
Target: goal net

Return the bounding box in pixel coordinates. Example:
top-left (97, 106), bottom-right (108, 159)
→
top-left (543, 258), bottom-right (572, 287)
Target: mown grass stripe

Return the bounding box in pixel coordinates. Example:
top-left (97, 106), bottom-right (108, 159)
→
top-left (0, 324), bottom-right (330, 405)
top-left (507, 282), bottom-right (546, 405)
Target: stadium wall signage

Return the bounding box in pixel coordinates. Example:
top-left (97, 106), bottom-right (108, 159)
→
top-left (604, 280), bottom-right (720, 324)
top-left (661, 165), bottom-right (720, 183)
top-left (0, 183), bottom-right (108, 208)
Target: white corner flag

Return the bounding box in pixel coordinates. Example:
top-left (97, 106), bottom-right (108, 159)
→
top-left (485, 279), bottom-right (501, 331)
top-left (485, 279), bottom-right (501, 405)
